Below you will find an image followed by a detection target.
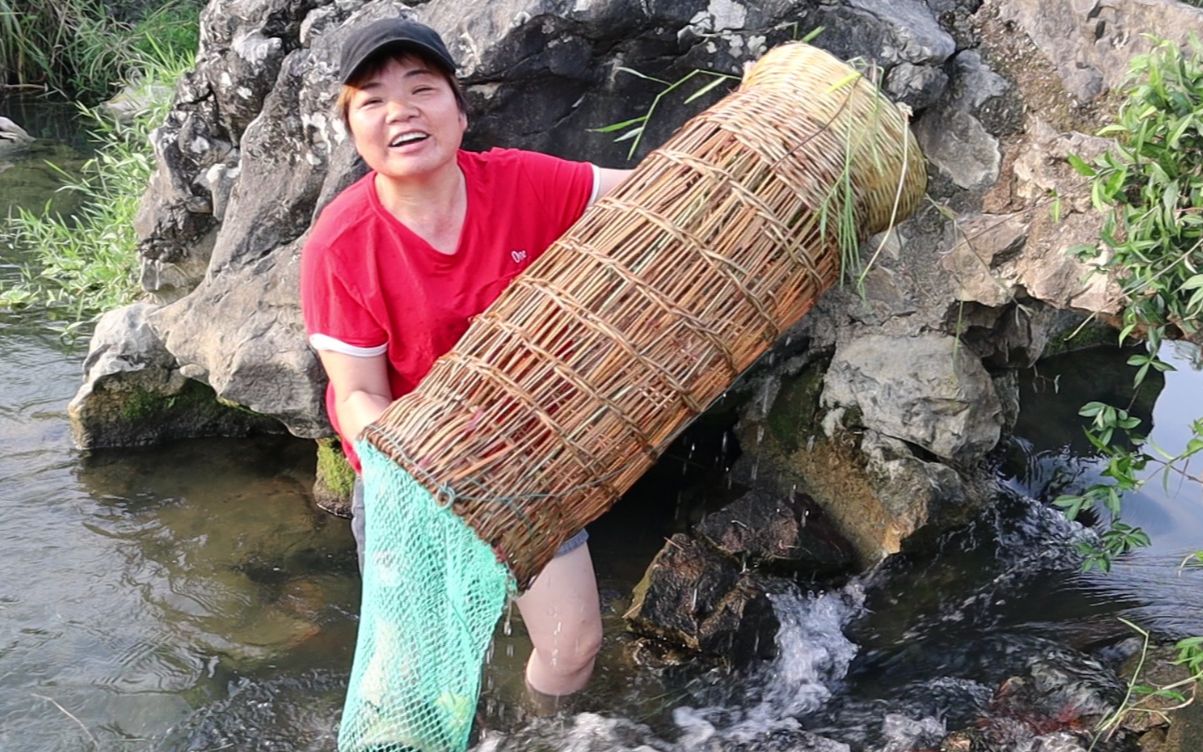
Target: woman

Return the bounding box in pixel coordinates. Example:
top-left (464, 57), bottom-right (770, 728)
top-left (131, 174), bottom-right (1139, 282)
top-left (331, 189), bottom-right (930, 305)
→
top-left (300, 17), bottom-right (629, 698)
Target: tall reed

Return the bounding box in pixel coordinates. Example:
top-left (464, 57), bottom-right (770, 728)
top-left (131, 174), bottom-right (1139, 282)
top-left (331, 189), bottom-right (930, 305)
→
top-left (0, 0), bottom-right (199, 99)
top-left (0, 5), bottom-right (199, 329)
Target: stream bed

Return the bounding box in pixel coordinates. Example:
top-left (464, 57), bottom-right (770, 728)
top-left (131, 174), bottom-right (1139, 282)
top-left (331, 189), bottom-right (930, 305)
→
top-left (2, 98), bottom-right (1202, 752)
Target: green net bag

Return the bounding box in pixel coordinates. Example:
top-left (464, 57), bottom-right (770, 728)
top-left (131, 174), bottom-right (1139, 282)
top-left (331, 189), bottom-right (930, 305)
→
top-left (337, 442), bottom-right (512, 752)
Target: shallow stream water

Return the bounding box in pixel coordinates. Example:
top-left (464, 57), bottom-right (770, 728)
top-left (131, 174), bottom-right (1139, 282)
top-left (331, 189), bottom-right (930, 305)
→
top-left (2, 99), bottom-right (1203, 752)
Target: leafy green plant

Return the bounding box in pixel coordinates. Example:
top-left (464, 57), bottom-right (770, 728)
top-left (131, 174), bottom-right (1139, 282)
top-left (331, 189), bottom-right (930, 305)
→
top-left (1091, 619), bottom-right (1203, 748)
top-left (1056, 36), bottom-right (1203, 570)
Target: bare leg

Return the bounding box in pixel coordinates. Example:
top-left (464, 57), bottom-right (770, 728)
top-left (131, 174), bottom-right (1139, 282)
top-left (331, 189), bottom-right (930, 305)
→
top-left (515, 542), bottom-right (602, 697)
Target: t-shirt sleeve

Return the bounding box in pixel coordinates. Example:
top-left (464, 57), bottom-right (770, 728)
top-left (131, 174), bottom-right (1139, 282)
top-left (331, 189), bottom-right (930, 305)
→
top-left (299, 235), bottom-right (388, 357)
top-left (515, 150), bottom-right (598, 233)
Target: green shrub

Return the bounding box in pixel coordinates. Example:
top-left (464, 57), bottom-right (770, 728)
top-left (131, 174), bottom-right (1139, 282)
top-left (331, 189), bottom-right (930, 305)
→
top-left (1070, 36), bottom-right (1203, 338)
top-left (1058, 36), bottom-right (1203, 567)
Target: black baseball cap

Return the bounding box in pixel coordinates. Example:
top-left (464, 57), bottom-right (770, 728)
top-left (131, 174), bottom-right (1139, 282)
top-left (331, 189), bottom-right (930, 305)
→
top-left (338, 18), bottom-right (457, 84)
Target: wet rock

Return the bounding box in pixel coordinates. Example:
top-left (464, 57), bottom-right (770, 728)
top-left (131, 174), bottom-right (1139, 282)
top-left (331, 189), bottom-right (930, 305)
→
top-left (1116, 645), bottom-right (1203, 748)
top-left (696, 488), bottom-right (855, 575)
top-left (949, 645), bottom-right (1129, 751)
top-left (731, 357), bottom-right (980, 563)
top-left (695, 575), bottom-right (780, 666)
top-left (624, 534), bottom-right (780, 666)
top-left (68, 303), bottom-right (279, 447)
top-left (0, 116), bottom-right (34, 154)
top-left (625, 534), bottom-right (740, 649)
top-left (823, 333), bottom-right (1003, 463)
top-left (313, 437), bottom-right (355, 516)
top-left (880, 713), bottom-right (945, 751)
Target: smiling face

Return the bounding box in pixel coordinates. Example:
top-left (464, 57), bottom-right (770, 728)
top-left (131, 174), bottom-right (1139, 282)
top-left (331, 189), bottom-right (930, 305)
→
top-left (342, 53), bottom-right (467, 184)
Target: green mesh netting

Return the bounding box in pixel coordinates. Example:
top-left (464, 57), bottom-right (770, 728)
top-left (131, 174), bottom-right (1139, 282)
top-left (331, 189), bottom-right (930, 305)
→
top-left (339, 442), bottom-right (514, 752)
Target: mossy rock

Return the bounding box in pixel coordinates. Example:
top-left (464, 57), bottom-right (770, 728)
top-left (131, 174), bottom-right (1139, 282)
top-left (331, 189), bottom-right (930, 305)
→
top-left (314, 438), bottom-right (355, 517)
top-left (70, 374), bottom-right (280, 448)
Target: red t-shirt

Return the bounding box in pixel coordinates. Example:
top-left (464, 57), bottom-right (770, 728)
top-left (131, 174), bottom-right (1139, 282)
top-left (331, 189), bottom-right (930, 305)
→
top-left (300, 147), bottom-right (597, 470)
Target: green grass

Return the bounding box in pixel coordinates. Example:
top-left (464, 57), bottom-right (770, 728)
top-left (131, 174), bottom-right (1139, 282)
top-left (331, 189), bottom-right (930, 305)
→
top-left (0, 17), bottom-right (197, 328)
top-left (0, 0), bottom-right (200, 100)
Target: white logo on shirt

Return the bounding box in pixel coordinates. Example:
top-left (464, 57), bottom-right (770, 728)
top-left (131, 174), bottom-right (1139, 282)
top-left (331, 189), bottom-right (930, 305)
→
top-left (511, 249), bottom-right (528, 264)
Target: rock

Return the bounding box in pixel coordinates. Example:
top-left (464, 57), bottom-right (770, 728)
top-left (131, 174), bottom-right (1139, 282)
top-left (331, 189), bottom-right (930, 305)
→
top-left (946, 49), bottom-right (1020, 135)
top-left (822, 333), bottom-right (1002, 462)
top-left (1116, 645), bottom-right (1203, 745)
top-left (695, 574), bottom-right (780, 666)
top-left (696, 488), bottom-right (856, 575)
top-left (68, 303), bottom-right (279, 447)
top-left (625, 533), bottom-right (740, 650)
top-left (624, 534), bottom-right (779, 666)
top-left (0, 117), bottom-right (34, 154)
top-left (994, 0), bottom-right (1203, 104)
top-left (729, 355), bottom-right (981, 563)
top-left (962, 645), bottom-right (1127, 750)
top-left (314, 437), bottom-right (354, 516)
top-left (880, 713), bottom-right (945, 752)
top-left (883, 62), bottom-right (949, 111)
top-left (812, 0), bottom-right (956, 68)
top-left (149, 246), bottom-right (330, 439)
top-left (940, 211), bottom-right (1030, 308)
top-left (914, 104), bottom-right (1000, 190)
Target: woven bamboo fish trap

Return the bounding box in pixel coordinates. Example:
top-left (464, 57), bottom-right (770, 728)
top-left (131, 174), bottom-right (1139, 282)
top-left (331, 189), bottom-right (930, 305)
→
top-left (340, 41), bottom-right (927, 752)
top-left (362, 41), bottom-right (926, 586)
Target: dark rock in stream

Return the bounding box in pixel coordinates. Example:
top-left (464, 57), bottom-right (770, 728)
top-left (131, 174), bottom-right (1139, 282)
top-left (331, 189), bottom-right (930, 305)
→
top-left (696, 488), bottom-right (855, 575)
top-left (624, 534), bottom-right (780, 667)
top-left (936, 643), bottom-right (1133, 752)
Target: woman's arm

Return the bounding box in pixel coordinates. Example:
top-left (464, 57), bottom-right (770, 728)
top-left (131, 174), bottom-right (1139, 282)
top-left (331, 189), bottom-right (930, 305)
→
top-left (317, 350), bottom-right (393, 441)
top-left (595, 166), bottom-right (632, 199)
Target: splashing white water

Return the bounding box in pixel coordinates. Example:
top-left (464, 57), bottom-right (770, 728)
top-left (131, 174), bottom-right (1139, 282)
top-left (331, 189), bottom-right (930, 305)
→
top-left (471, 582), bottom-right (863, 751)
top-left (673, 582), bottom-right (864, 744)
